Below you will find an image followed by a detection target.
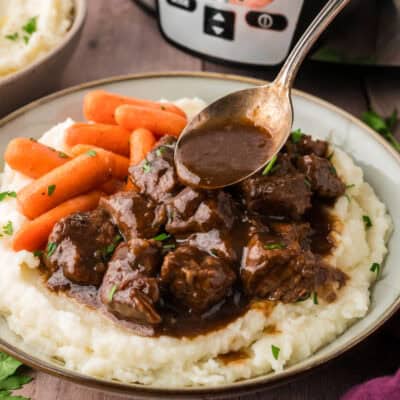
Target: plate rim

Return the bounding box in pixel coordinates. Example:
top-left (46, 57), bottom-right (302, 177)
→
top-left (0, 71), bottom-right (399, 398)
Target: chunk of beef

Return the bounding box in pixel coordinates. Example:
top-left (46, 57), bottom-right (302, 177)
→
top-left (100, 239), bottom-right (162, 325)
top-left (166, 188), bottom-right (236, 235)
top-left (99, 191), bottom-right (166, 240)
top-left (241, 233), bottom-right (346, 303)
top-left (129, 136), bottom-right (182, 203)
top-left (286, 134), bottom-right (328, 157)
top-left (297, 154), bottom-right (345, 198)
top-left (160, 245), bottom-right (236, 313)
top-left (185, 229), bottom-right (237, 262)
top-left (270, 222), bottom-right (312, 250)
top-left (44, 209), bottom-right (118, 286)
top-left (240, 173), bottom-right (311, 219)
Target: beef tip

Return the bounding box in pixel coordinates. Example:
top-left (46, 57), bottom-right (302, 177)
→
top-left (99, 191), bottom-right (166, 240)
top-left (166, 188), bottom-right (236, 235)
top-left (241, 233), bottom-right (346, 303)
top-left (240, 173), bottom-right (311, 219)
top-left (44, 209), bottom-right (118, 286)
top-left (286, 134), bottom-right (328, 157)
top-left (129, 136), bottom-right (182, 203)
top-left (186, 229), bottom-right (237, 262)
top-left (297, 154), bottom-right (345, 198)
top-left (160, 245), bottom-right (236, 313)
top-left (100, 239), bottom-right (162, 325)
top-left (270, 222), bottom-right (312, 250)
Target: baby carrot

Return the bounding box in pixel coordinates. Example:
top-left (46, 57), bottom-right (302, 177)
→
top-left (13, 191), bottom-right (103, 252)
top-left (115, 105), bottom-right (187, 137)
top-left (70, 145), bottom-right (129, 181)
top-left (17, 152), bottom-right (114, 219)
top-left (129, 128), bottom-right (156, 166)
top-left (65, 123), bottom-right (131, 156)
top-left (83, 90), bottom-right (186, 124)
top-left (5, 138), bottom-right (70, 179)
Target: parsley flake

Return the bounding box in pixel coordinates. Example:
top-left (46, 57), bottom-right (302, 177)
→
top-left (5, 33), bottom-right (19, 41)
top-left (143, 160), bottom-right (152, 173)
top-left (46, 242), bottom-right (57, 257)
top-left (262, 155), bottom-right (277, 176)
top-left (2, 221), bottom-right (13, 236)
top-left (153, 233), bottom-right (170, 241)
top-left (33, 250), bottom-right (43, 258)
top-left (313, 292), bottom-right (319, 305)
top-left (22, 16), bottom-right (38, 35)
top-left (370, 262), bottom-right (380, 276)
top-left (58, 151), bottom-right (68, 159)
top-left (265, 243), bottom-right (286, 250)
top-left (327, 152), bottom-right (334, 161)
top-left (163, 244), bottom-right (176, 251)
top-left (363, 215), bottom-right (373, 229)
top-left (108, 285), bottom-right (118, 302)
top-left (291, 128), bottom-right (303, 144)
top-left (156, 146), bottom-right (167, 157)
top-left (346, 184), bottom-right (355, 189)
top-left (47, 184), bottom-right (56, 196)
top-left (23, 35), bottom-right (30, 45)
top-left (103, 235), bottom-right (122, 258)
top-left (0, 192), bottom-right (17, 202)
top-left (304, 178), bottom-right (312, 188)
top-left (271, 345), bottom-right (280, 360)
top-left (86, 150), bottom-right (97, 157)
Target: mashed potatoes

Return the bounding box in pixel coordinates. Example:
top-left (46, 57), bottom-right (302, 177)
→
top-left (0, 0), bottom-right (73, 78)
top-left (0, 99), bottom-right (392, 387)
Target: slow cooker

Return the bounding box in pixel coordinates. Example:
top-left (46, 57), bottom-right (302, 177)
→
top-left (135, 0), bottom-right (400, 67)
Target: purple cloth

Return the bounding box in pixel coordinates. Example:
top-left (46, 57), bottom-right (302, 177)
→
top-left (342, 369), bottom-right (400, 400)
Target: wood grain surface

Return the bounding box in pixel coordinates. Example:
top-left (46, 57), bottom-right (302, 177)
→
top-left (13, 1), bottom-right (400, 398)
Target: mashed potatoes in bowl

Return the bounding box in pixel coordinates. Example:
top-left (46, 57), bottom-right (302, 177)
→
top-left (0, 95), bottom-right (393, 388)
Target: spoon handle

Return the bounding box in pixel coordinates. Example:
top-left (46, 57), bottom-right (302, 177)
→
top-left (274, 0), bottom-right (351, 89)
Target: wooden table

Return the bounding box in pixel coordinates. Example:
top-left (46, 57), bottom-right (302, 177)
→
top-left (17, 1), bottom-right (400, 399)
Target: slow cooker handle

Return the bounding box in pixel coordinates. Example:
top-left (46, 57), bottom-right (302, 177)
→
top-left (274, 0), bottom-right (351, 89)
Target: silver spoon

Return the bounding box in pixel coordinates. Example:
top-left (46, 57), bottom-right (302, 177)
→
top-left (175, 0), bottom-right (351, 189)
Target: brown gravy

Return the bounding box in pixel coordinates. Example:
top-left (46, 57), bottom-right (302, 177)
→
top-left (176, 119), bottom-right (274, 188)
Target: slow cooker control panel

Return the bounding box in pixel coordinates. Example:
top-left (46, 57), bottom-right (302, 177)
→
top-left (158, 0), bottom-right (304, 66)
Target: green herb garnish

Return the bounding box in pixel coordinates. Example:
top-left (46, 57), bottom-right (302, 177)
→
top-left (291, 128), bottom-right (303, 144)
top-left (47, 185), bottom-right (56, 196)
top-left (153, 233), bottom-right (170, 241)
top-left (362, 109), bottom-right (400, 152)
top-left (103, 235), bottom-right (122, 258)
top-left (265, 243), bottom-right (286, 250)
top-left (370, 262), bottom-right (380, 276)
top-left (163, 244), bottom-right (176, 251)
top-left (329, 165), bottom-right (337, 175)
top-left (262, 155), bottom-right (277, 176)
top-left (2, 222), bottom-right (13, 236)
top-left (346, 184), bottom-right (355, 189)
top-left (23, 35), bottom-right (30, 44)
top-left (363, 215), bottom-right (372, 229)
top-left (304, 178), bottom-right (312, 188)
top-left (33, 250), bottom-right (43, 258)
top-left (0, 192), bottom-right (17, 202)
top-left (5, 33), bottom-right (19, 41)
top-left (142, 160), bottom-right (152, 173)
top-left (327, 152), bottom-right (334, 161)
top-left (46, 242), bottom-right (57, 257)
top-left (22, 16), bottom-right (38, 35)
top-left (313, 292), bottom-right (318, 305)
top-left (108, 285), bottom-right (118, 302)
top-left (271, 345), bottom-right (280, 360)
top-left (86, 150), bottom-right (97, 157)
top-left (156, 146), bottom-right (167, 157)
top-left (58, 152), bottom-right (68, 159)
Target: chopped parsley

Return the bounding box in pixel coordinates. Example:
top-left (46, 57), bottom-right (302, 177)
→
top-left (370, 262), bottom-right (380, 276)
top-left (23, 35), bottom-right (30, 44)
top-left (86, 150), bottom-right (97, 157)
top-left (5, 32), bottom-right (19, 41)
top-left (22, 16), bottom-right (38, 35)
top-left (291, 128), bottom-right (304, 144)
top-left (156, 146), bottom-right (167, 157)
top-left (265, 243), bottom-right (286, 250)
top-left (304, 178), bottom-right (312, 188)
top-left (47, 184), bottom-right (56, 196)
top-left (33, 250), bottom-right (43, 258)
top-left (153, 233), bottom-right (170, 241)
top-left (142, 160), bottom-right (152, 173)
top-left (327, 151), bottom-right (334, 161)
top-left (313, 292), bottom-right (319, 305)
top-left (271, 345), bottom-right (280, 360)
top-left (262, 155), bottom-right (277, 176)
top-left (2, 222), bottom-right (13, 236)
top-left (103, 235), bottom-right (123, 258)
top-left (58, 151), bottom-right (68, 159)
top-left (46, 242), bottom-right (57, 257)
top-left (345, 193), bottom-right (351, 203)
top-left (363, 215), bottom-right (373, 229)
top-left (0, 192), bottom-right (17, 202)
top-left (346, 184), bottom-right (355, 190)
top-left (108, 285), bottom-right (118, 302)
top-left (163, 244), bottom-right (176, 251)
top-left (362, 109), bottom-right (400, 152)
top-left (329, 165), bottom-right (337, 175)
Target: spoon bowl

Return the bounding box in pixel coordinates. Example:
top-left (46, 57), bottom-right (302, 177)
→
top-left (175, 0), bottom-right (351, 189)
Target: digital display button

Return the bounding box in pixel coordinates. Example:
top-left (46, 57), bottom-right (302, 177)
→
top-left (246, 12), bottom-right (288, 31)
top-left (204, 6), bottom-right (235, 41)
top-left (166, 0), bottom-right (196, 12)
